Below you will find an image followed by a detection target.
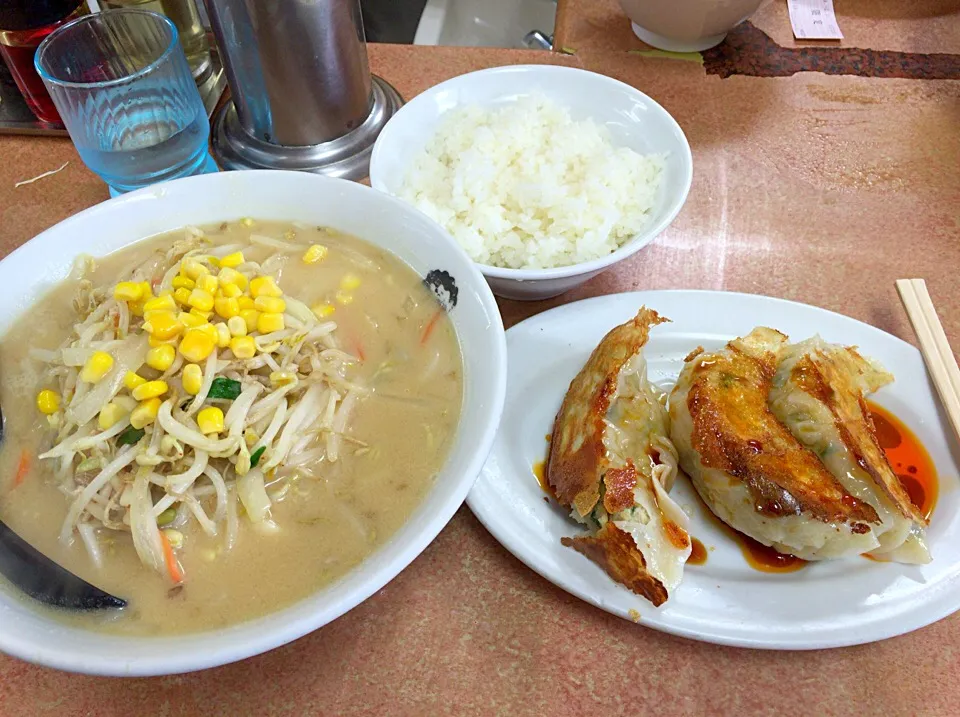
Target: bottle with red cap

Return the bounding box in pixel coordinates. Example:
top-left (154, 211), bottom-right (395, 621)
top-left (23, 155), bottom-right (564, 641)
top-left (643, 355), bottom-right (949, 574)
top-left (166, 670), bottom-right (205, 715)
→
top-left (0, 0), bottom-right (88, 124)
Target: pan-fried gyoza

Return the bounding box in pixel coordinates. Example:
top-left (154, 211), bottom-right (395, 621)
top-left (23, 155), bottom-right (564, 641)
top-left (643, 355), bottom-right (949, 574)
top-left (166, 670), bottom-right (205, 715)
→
top-left (670, 327), bottom-right (930, 563)
top-left (548, 308), bottom-right (690, 607)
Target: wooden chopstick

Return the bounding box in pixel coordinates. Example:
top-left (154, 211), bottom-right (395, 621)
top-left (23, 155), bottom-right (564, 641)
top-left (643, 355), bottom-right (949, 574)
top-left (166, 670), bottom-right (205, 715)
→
top-left (896, 278), bottom-right (960, 444)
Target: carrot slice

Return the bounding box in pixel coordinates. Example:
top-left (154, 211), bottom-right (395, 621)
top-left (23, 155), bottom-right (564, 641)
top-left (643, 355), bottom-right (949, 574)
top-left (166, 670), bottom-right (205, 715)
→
top-left (160, 531), bottom-right (184, 584)
top-left (420, 309), bottom-right (444, 345)
top-left (14, 451), bottom-right (31, 487)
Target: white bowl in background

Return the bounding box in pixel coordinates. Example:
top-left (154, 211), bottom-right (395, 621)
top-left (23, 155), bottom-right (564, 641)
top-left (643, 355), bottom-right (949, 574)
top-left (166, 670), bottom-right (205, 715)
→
top-left (369, 64), bottom-right (692, 301)
top-left (413, 0), bottom-right (556, 49)
top-left (618, 0), bottom-right (764, 52)
top-left (0, 170), bottom-right (507, 676)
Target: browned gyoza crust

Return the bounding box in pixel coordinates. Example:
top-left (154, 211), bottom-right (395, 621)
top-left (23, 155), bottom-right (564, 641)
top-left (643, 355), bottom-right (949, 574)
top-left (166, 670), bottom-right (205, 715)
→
top-left (548, 307), bottom-right (682, 606)
top-left (562, 523), bottom-right (669, 607)
top-left (790, 348), bottom-right (927, 525)
top-left (547, 307), bottom-right (668, 517)
top-left (686, 329), bottom-right (879, 527)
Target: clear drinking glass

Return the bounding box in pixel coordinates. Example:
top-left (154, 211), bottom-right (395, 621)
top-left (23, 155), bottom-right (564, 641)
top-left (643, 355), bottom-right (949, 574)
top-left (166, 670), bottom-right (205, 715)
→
top-left (35, 9), bottom-right (214, 194)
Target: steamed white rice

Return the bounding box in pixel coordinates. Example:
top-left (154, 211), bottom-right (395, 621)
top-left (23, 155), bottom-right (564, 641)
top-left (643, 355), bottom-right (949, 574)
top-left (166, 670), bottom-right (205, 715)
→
top-left (398, 95), bottom-right (665, 270)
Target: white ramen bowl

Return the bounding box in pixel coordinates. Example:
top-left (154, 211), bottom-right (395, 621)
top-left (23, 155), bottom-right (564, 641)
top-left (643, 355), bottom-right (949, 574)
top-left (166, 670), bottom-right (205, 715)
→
top-left (369, 65), bottom-right (693, 301)
top-left (0, 170), bottom-right (507, 676)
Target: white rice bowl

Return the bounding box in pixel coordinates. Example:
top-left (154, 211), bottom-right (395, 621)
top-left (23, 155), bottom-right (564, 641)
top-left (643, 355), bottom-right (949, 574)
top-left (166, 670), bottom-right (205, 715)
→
top-left (398, 95), bottom-right (665, 271)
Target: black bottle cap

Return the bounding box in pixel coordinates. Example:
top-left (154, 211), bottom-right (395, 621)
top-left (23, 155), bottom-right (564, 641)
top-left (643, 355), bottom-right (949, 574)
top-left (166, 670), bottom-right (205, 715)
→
top-left (0, 0), bottom-right (83, 32)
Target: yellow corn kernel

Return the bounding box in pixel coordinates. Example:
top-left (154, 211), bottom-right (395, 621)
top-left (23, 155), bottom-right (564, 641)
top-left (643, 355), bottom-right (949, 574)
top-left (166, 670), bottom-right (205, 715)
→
top-left (270, 371), bottom-right (296, 385)
top-left (254, 295), bottom-right (286, 314)
top-left (178, 311), bottom-right (206, 328)
top-left (215, 323), bottom-right (231, 348)
top-left (131, 380), bottom-right (168, 401)
top-left (302, 244), bottom-right (328, 264)
top-left (340, 273), bottom-right (361, 291)
top-left (113, 281), bottom-right (143, 302)
top-left (143, 294), bottom-right (177, 314)
top-left (227, 315), bottom-right (247, 337)
top-left (124, 371), bottom-right (146, 390)
top-left (257, 312), bottom-right (285, 334)
top-left (205, 255), bottom-right (221, 269)
top-left (149, 335), bottom-right (177, 348)
top-left (128, 302), bottom-right (144, 317)
top-left (142, 311), bottom-right (184, 341)
top-left (220, 251), bottom-right (245, 269)
top-left (219, 282), bottom-right (243, 299)
top-left (146, 344), bottom-right (176, 372)
top-left (182, 363), bottom-right (203, 395)
top-left (171, 275), bottom-right (195, 291)
top-left (334, 290), bottom-right (354, 306)
top-left (214, 296), bottom-right (240, 319)
top-left (312, 302), bottom-right (335, 319)
top-left (139, 281), bottom-right (154, 300)
top-left (158, 289), bottom-right (173, 298)
top-left (144, 317), bottom-right (183, 342)
top-left (230, 336), bottom-right (256, 359)
top-left (97, 402), bottom-right (128, 431)
top-left (181, 259), bottom-right (209, 280)
top-left (197, 406), bottom-right (225, 435)
top-left (249, 275), bottom-right (282, 298)
top-left (237, 295), bottom-right (255, 310)
top-left (80, 351), bottom-right (114, 383)
top-left (195, 323), bottom-right (219, 343)
top-left (190, 308), bottom-right (212, 320)
top-left (197, 274), bottom-right (219, 294)
top-left (130, 397), bottom-right (161, 429)
top-left (187, 288), bottom-right (215, 313)
top-left (218, 267), bottom-right (248, 290)
top-left (179, 329), bottom-right (216, 363)
top-left (36, 389), bottom-right (60, 415)
top-left (173, 287), bottom-right (192, 306)
top-left (239, 308), bottom-right (260, 333)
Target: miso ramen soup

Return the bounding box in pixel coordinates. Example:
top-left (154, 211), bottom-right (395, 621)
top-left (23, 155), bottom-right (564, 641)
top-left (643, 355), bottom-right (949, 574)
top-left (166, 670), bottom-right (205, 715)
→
top-left (0, 220), bottom-right (463, 635)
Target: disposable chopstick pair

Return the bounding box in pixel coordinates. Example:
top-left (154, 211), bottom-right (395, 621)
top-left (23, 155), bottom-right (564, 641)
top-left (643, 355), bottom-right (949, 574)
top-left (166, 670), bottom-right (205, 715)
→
top-left (895, 278), bottom-right (960, 445)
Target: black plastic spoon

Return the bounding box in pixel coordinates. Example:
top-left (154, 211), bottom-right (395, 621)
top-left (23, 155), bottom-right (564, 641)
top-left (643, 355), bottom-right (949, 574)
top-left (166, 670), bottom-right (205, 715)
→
top-left (0, 520), bottom-right (127, 609)
top-left (0, 405), bottom-right (126, 609)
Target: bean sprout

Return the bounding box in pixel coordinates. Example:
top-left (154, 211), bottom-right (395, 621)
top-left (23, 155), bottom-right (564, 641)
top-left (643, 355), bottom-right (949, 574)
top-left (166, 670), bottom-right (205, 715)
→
top-left (34, 231), bottom-right (364, 582)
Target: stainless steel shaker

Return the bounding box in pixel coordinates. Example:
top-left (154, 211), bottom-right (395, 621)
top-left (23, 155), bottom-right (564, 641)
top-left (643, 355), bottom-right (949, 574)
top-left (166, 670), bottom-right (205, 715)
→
top-left (205, 0), bottom-right (401, 179)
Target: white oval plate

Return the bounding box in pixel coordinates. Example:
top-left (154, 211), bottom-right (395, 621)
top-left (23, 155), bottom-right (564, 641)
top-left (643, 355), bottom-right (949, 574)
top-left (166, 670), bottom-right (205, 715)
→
top-left (467, 290), bottom-right (960, 649)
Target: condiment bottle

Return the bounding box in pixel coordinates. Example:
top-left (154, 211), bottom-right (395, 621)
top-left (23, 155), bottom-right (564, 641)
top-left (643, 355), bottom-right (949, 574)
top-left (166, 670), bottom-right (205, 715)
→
top-left (99, 0), bottom-right (213, 83)
top-left (0, 0), bottom-right (88, 124)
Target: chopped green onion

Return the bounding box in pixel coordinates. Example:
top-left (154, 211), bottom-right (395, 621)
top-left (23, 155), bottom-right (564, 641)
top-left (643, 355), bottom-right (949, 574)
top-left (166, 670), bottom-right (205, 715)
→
top-left (76, 456), bottom-right (103, 473)
top-left (116, 425), bottom-right (145, 446)
top-left (207, 377), bottom-right (242, 400)
top-left (250, 446), bottom-right (266, 467)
